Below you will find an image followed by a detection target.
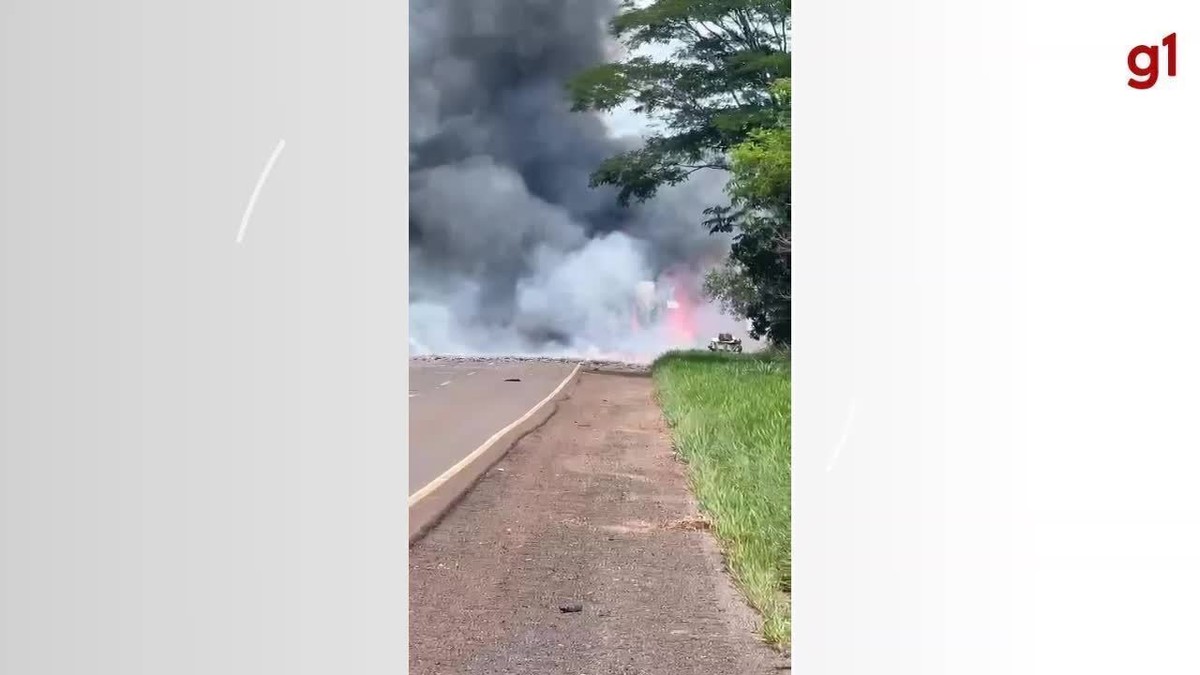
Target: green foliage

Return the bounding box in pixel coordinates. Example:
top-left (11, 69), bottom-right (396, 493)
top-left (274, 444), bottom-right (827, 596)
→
top-left (705, 77), bottom-right (790, 345)
top-left (568, 1), bottom-right (792, 346)
top-left (568, 0), bottom-right (790, 204)
top-left (588, 131), bottom-right (729, 204)
top-left (703, 258), bottom-right (759, 318)
top-left (727, 79), bottom-right (790, 209)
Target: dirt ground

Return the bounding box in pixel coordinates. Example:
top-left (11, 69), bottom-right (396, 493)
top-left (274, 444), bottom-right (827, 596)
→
top-left (409, 372), bottom-right (789, 674)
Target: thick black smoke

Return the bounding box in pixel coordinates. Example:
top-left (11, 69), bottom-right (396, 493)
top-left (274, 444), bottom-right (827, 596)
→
top-left (409, 0), bottom-right (728, 357)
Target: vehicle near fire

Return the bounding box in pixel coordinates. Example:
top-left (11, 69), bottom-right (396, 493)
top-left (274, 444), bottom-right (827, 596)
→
top-left (708, 333), bottom-right (743, 353)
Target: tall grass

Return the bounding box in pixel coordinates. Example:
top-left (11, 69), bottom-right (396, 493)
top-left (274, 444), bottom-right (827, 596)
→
top-left (652, 350), bottom-right (791, 647)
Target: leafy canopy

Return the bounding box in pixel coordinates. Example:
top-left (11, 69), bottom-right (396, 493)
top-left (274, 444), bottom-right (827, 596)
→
top-left (567, 0), bottom-right (790, 205)
top-left (568, 1), bottom-right (792, 346)
top-left (703, 77), bottom-right (790, 345)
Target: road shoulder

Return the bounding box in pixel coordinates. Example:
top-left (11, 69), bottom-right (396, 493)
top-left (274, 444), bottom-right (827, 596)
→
top-left (409, 372), bottom-right (788, 674)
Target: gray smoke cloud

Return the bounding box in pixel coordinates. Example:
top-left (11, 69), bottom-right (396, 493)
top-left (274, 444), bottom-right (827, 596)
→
top-left (409, 0), bottom-right (731, 359)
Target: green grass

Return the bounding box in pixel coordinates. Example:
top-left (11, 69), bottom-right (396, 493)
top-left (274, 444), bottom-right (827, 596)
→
top-left (652, 350), bottom-right (791, 647)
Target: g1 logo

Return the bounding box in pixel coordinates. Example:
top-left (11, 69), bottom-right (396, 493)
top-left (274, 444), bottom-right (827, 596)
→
top-left (1129, 33), bottom-right (1177, 89)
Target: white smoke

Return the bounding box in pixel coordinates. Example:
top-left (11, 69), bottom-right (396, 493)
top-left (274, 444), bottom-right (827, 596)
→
top-left (409, 232), bottom-right (716, 361)
top-left (408, 0), bottom-right (740, 360)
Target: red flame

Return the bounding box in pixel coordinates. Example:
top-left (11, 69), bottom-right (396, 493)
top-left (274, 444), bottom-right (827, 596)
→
top-left (626, 268), bottom-right (704, 349)
top-left (663, 271), bottom-right (698, 346)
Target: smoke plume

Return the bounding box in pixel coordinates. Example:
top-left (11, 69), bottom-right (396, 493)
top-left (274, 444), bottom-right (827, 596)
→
top-left (409, 0), bottom-right (730, 359)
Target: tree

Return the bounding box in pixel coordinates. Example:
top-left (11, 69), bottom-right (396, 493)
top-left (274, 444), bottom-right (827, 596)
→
top-left (568, 0), bottom-right (791, 345)
top-left (567, 0), bottom-right (790, 205)
top-left (704, 78), bottom-right (790, 345)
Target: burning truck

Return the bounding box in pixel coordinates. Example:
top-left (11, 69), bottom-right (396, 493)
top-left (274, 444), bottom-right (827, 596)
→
top-left (629, 269), bottom-right (701, 348)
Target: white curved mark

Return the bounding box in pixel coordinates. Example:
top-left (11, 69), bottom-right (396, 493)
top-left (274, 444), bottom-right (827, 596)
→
top-left (237, 139), bottom-right (286, 244)
top-left (826, 401), bottom-right (857, 472)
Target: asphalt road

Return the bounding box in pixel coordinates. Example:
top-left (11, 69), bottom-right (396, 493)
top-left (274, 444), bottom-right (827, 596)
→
top-left (409, 373), bottom-right (787, 673)
top-left (408, 359), bottom-right (576, 495)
